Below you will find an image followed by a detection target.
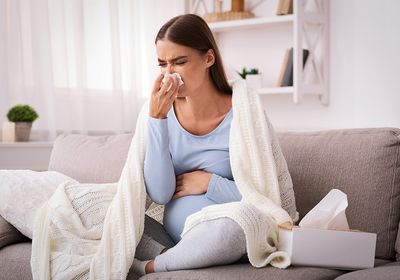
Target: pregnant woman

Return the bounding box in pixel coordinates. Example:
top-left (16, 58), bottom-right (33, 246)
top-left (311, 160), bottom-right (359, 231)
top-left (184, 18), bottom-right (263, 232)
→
top-left (133, 14), bottom-right (295, 276)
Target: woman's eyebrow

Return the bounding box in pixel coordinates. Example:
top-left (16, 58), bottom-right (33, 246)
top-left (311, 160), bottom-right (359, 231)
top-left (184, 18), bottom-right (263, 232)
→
top-left (158, 56), bottom-right (188, 63)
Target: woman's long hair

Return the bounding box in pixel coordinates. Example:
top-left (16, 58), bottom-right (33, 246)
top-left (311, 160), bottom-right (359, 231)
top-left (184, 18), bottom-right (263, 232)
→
top-left (155, 14), bottom-right (232, 95)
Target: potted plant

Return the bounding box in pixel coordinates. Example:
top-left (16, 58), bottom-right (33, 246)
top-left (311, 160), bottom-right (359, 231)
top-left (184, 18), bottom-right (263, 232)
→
top-left (7, 104), bottom-right (39, 142)
top-left (236, 67), bottom-right (262, 89)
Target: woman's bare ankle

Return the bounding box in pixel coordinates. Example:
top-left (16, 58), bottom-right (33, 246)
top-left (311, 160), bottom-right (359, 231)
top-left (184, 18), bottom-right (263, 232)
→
top-left (145, 260), bottom-right (155, 274)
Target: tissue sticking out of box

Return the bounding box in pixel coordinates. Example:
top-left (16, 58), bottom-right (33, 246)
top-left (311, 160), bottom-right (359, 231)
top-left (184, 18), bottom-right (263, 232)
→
top-left (162, 73), bottom-right (184, 91)
top-left (299, 189), bottom-right (350, 231)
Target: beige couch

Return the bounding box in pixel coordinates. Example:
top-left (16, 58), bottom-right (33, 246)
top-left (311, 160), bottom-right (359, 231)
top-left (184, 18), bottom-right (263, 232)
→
top-left (1, 127), bottom-right (400, 280)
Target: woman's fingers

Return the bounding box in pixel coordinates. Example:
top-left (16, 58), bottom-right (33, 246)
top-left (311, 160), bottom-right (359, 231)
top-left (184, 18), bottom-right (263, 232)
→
top-left (168, 79), bottom-right (180, 100)
top-left (166, 75), bottom-right (180, 95)
top-left (152, 73), bottom-right (164, 94)
top-left (159, 76), bottom-right (173, 95)
top-left (172, 190), bottom-right (184, 200)
top-left (149, 74), bottom-right (178, 119)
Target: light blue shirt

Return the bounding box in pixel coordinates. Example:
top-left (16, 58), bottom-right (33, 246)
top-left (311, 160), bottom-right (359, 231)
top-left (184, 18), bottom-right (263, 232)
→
top-left (144, 104), bottom-right (242, 243)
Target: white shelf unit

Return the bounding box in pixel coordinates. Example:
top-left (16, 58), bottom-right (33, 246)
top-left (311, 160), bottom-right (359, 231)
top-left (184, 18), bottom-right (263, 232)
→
top-left (0, 141), bottom-right (53, 170)
top-left (188, 0), bottom-right (329, 105)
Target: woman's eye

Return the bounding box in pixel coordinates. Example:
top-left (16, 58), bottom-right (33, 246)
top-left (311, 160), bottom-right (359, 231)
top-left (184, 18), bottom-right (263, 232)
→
top-left (158, 61), bottom-right (186, 67)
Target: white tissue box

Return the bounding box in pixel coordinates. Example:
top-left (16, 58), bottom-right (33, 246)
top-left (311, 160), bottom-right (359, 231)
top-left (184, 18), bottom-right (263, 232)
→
top-left (279, 226), bottom-right (377, 270)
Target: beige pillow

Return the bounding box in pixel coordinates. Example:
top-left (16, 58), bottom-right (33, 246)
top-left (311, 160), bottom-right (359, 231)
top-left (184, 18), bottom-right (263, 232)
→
top-left (48, 133), bottom-right (133, 183)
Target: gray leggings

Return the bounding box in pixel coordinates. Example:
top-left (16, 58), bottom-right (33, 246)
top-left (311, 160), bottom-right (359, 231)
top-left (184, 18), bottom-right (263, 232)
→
top-left (154, 217), bottom-right (247, 272)
top-left (134, 215), bottom-right (247, 272)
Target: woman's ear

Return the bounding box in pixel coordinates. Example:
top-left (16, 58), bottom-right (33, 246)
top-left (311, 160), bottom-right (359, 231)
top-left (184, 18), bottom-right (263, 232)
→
top-left (204, 49), bottom-right (215, 68)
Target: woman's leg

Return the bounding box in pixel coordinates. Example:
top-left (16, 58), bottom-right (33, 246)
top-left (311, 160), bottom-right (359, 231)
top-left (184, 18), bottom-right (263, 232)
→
top-left (153, 217), bottom-right (246, 272)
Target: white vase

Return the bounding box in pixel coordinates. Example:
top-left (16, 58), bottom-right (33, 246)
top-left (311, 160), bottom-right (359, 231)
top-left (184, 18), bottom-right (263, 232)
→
top-left (245, 74), bottom-right (262, 90)
top-left (2, 121), bottom-right (15, 142)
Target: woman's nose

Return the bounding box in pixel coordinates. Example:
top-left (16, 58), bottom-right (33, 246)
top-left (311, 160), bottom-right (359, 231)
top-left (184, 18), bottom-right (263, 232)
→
top-left (166, 64), bottom-right (174, 74)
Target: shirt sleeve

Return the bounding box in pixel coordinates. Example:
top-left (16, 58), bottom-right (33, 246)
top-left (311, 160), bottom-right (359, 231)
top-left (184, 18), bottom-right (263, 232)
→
top-left (205, 173), bottom-right (242, 204)
top-left (144, 117), bottom-right (176, 205)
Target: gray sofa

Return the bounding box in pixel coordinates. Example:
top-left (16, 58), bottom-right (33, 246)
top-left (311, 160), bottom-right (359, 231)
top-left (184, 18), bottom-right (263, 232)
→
top-left (1, 127), bottom-right (399, 280)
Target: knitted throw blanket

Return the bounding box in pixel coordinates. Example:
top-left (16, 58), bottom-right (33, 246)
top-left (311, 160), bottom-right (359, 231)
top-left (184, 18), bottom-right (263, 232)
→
top-left (31, 79), bottom-right (297, 279)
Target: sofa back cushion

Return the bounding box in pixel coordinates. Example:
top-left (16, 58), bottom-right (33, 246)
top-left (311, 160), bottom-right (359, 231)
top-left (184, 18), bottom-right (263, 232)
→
top-left (48, 133), bottom-right (133, 183)
top-left (47, 128), bottom-right (400, 260)
top-left (276, 128), bottom-right (400, 260)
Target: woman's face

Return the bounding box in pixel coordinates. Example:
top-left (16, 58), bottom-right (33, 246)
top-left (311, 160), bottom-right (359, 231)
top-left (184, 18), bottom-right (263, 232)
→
top-left (156, 39), bottom-right (214, 98)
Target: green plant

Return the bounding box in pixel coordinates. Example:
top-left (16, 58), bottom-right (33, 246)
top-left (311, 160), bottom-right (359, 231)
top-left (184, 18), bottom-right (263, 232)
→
top-left (236, 67), bottom-right (260, 79)
top-left (7, 104), bottom-right (39, 123)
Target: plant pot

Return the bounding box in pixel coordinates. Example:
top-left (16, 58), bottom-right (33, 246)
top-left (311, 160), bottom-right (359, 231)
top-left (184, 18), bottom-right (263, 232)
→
top-left (245, 74), bottom-right (262, 90)
top-left (15, 122), bottom-right (32, 142)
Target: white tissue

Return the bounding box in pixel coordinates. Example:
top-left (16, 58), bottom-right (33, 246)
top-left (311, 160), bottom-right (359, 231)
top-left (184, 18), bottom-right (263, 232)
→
top-left (162, 73), bottom-right (184, 91)
top-left (299, 189), bottom-right (350, 231)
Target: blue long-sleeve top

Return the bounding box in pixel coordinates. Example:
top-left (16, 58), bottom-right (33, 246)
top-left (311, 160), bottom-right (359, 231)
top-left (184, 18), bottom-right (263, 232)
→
top-left (144, 104), bottom-right (242, 243)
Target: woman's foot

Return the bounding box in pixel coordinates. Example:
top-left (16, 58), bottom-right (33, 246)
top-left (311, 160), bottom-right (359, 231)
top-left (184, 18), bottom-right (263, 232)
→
top-left (145, 260), bottom-right (155, 273)
top-left (133, 258), bottom-right (153, 276)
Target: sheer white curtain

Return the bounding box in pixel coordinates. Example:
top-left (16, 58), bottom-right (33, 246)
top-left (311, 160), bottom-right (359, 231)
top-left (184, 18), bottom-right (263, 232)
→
top-left (0, 0), bottom-right (183, 140)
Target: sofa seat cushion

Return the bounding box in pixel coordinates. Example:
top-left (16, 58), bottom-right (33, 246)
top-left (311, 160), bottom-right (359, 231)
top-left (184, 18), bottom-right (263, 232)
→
top-left (0, 242), bottom-right (32, 280)
top-left (334, 261), bottom-right (400, 280)
top-left (133, 263), bottom-right (344, 280)
top-left (0, 215), bottom-right (28, 249)
top-left (276, 128), bottom-right (400, 260)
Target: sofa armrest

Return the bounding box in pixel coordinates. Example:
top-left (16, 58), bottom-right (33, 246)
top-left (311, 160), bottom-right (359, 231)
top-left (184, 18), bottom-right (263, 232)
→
top-left (0, 215), bottom-right (29, 249)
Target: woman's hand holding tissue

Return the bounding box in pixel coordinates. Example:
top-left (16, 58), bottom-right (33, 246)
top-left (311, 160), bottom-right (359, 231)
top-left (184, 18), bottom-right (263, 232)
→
top-left (149, 73), bottom-right (180, 119)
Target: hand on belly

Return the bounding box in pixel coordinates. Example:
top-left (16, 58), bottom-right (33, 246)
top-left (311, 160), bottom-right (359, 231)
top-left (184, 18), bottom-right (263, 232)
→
top-left (172, 170), bottom-right (213, 200)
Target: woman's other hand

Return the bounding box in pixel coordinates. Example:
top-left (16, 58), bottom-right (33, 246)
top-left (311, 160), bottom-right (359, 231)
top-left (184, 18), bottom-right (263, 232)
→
top-left (278, 221), bottom-right (293, 230)
top-left (149, 73), bottom-right (179, 119)
top-left (172, 170), bottom-right (212, 200)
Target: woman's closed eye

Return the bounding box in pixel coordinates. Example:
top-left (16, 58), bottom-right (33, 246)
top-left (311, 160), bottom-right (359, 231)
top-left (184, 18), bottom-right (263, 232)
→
top-left (158, 61), bottom-right (187, 67)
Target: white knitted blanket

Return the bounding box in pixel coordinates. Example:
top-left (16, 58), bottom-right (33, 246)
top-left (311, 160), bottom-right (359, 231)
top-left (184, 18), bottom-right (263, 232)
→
top-left (31, 79), bottom-right (297, 279)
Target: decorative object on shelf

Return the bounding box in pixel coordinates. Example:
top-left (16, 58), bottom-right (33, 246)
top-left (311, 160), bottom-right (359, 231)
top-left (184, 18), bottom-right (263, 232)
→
top-left (7, 104), bottom-right (39, 142)
top-left (231, 0), bottom-right (244, 12)
top-left (1, 121), bottom-right (15, 142)
top-left (190, 0), bottom-right (209, 14)
top-left (277, 48), bottom-right (310, 87)
top-left (214, 0), bottom-right (223, 13)
top-left (203, 0), bottom-right (255, 23)
top-left (237, 67), bottom-right (262, 89)
top-left (276, 0), bottom-right (293, 16)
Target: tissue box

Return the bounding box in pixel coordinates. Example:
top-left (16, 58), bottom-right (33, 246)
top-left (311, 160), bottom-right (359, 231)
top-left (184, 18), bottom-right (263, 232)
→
top-left (279, 226), bottom-right (377, 270)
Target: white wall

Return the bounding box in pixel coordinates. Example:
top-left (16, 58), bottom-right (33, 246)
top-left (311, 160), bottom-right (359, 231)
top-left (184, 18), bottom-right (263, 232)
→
top-left (259, 0), bottom-right (400, 131)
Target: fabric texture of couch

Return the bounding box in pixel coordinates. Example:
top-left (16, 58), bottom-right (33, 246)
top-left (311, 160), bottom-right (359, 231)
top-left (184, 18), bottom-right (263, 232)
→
top-left (1, 127), bottom-right (400, 280)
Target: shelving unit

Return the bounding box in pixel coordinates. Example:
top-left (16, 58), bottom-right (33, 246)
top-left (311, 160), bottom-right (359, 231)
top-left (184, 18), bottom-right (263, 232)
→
top-left (0, 141), bottom-right (53, 170)
top-left (187, 0), bottom-right (329, 105)
top-left (208, 14), bottom-right (294, 31)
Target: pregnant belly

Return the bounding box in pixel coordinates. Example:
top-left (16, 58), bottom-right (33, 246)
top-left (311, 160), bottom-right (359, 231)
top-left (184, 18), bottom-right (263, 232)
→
top-left (164, 194), bottom-right (216, 243)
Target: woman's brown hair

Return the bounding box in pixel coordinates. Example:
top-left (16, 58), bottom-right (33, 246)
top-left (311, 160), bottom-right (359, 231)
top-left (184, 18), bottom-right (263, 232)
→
top-left (155, 14), bottom-right (232, 95)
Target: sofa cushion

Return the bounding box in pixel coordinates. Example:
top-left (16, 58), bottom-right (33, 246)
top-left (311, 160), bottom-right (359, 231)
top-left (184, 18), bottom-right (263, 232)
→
top-left (132, 263), bottom-right (344, 280)
top-left (334, 261), bottom-right (400, 280)
top-left (0, 242), bottom-right (32, 280)
top-left (0, 215), bottom-right (28, 249)
top-left (276, 128), bottom-right (400, 260)
top-left (397, 223), bottom-right (400, 261)
top-left (48, 133), bottom-right (133, 183)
